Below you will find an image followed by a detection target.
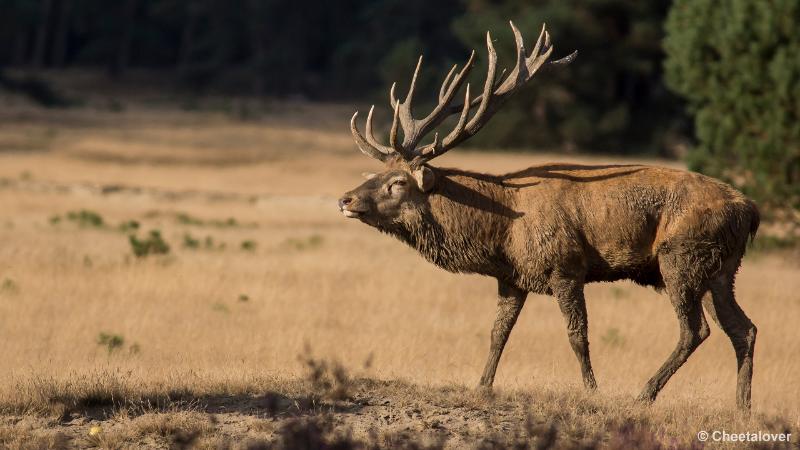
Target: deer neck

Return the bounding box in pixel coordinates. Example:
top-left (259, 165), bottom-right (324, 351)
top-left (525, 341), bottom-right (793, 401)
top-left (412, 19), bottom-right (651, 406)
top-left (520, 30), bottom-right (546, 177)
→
top-left (380, 169), bottom-right (516, 276)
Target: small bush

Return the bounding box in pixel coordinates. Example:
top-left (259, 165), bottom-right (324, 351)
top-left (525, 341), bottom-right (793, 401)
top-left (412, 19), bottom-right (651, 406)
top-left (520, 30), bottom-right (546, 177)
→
top-left (97, 333), bottom-right (125, 354)
top-left (299, 349), bottom-right (352, 402)
top-left (0, 278), bottom-right (19, 295)
top-left (182, 233), bottom-right (201, 249)
top-left (117, 220), bottom-right (140, 233)
top-left (129, 230), bottom-right (170, 258)
top-left (182, 233), bottom-right (226, 251)
top-left (66, 210), bottom-right (104, 228)
top-left (175, 213), bottom-right (204, 226)
top-left (204, 236), bottom-right (225, 250)
top-left (241, 240), bottom-right (257, 252)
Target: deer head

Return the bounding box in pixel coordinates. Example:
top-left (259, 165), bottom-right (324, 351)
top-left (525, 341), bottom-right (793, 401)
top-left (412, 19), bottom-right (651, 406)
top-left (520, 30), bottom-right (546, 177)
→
top-left (338, 21), bottom-right (576, 226)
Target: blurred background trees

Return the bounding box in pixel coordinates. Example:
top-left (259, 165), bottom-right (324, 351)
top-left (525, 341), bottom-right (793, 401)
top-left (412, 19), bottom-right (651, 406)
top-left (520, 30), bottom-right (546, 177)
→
top-left (664, 0), bottom-right (800, 211)
top-left (0, 0), bottom-right (797, 209)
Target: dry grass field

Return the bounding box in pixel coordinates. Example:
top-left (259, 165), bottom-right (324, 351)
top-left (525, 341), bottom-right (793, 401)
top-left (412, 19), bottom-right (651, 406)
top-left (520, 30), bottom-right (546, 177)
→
top-left (0, 95), bottom-right (798, 448)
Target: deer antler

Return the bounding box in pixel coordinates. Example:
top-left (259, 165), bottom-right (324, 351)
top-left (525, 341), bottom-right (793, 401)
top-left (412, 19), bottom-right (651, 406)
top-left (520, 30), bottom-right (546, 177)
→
top-left (350, 21), bottom-right (577, 166)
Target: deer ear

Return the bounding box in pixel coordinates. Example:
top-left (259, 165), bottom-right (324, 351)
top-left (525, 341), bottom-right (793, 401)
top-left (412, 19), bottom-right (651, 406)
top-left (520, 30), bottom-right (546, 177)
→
top-left (412, 166), bottom-right (435, 192)
top-left (361, 172), bottom-right (377, 180)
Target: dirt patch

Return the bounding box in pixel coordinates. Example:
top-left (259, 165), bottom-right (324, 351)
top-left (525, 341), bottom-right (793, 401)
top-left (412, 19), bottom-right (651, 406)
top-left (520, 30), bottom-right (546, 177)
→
top-left (0, 377), bottom-right (734, 449)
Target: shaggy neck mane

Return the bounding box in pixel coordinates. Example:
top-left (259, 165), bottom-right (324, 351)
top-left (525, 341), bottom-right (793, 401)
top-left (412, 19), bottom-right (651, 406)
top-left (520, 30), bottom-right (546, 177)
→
top-left (379, 167), bottom-right (517, 276)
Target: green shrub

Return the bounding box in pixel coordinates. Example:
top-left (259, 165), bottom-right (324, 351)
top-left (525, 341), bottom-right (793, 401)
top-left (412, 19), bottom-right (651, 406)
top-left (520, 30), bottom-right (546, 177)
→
top-left (117, 220), bottom-right (140, 233)
top-left (0, 278), bottom-right (19, 295)
top-left (175, 212), bottom-right (204, 226)
top-left (664, 0), bottom-right (800, 211)
top-left (129, 230), bottom-right (170, 258)
top-left (66, 210), bottom-right (104, 228)
top-left (182, 233), bottom-right (201, 249)
top-left (204, 236), bottom-right (226, 250)
top-left (97, 333), bottom-right (125, 354)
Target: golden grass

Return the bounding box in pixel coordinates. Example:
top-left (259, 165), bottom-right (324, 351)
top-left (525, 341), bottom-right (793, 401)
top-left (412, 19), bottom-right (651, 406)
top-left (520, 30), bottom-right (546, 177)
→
top-left (0, 101), bottom-right (797, 448)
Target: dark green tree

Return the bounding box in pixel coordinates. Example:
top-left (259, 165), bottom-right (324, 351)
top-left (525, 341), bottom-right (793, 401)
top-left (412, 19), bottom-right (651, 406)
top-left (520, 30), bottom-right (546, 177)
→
top-left (451, 0), bottom-right (683, 154)
top-left (664, 0), bottom-right (800, 212)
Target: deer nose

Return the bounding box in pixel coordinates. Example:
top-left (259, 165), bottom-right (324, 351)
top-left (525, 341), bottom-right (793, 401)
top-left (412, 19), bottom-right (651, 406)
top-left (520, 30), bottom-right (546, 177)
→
top-left (338, 196), bottom-right (353, 210)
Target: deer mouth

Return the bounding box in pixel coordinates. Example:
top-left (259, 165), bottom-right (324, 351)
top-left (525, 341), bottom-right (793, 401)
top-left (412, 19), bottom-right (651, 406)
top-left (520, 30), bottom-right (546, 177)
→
top-left (341, 208), bottom-right (366, 218)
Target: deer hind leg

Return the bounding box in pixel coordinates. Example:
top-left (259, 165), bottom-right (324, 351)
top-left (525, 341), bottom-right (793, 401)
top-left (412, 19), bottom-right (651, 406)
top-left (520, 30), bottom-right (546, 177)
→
top-left (702, 273), bottom-right (757, 410)
top-left (638, 277), bottom-right (710, 403)
top-left (553, 278), bottom-right (597, 390)
top-left (478, 280), bottom-right (527, 388)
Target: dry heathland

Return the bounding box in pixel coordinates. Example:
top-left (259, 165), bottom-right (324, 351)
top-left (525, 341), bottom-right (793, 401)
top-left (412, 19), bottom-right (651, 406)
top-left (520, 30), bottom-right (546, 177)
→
top-left (0, 94), bottom-right (798, 449)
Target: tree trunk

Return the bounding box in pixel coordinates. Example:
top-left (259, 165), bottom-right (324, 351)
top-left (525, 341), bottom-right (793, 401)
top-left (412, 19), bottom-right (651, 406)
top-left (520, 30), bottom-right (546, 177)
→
top-left (32, 0), bottom-right (53, 68)
top-left (52, 0), bottom-right (72, 67)
top-left (13, 30), bottom-right (29, 66)
top-left (177, 7), bottom-right (197, 74)
top-left (110, 0), bottom-right (137, 78)
top-left (246, 0), bottom-right (265, 96)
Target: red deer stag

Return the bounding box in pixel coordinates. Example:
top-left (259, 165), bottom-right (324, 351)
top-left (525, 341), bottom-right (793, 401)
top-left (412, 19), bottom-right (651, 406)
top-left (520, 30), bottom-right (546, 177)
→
top-left (338, 22), bottom-right (759, 410)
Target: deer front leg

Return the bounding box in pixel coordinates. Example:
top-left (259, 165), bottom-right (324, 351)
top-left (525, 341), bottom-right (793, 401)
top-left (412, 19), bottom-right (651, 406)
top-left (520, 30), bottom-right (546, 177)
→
top-left (552, 278), bottom-right (597, 390)
top-left (478, 280), bottom-right (527, 388)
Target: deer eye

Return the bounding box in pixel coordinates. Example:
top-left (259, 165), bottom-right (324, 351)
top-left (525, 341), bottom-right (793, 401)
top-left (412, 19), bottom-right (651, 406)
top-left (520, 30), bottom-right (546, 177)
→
top-left (388, 179), bottom-right (407, 193)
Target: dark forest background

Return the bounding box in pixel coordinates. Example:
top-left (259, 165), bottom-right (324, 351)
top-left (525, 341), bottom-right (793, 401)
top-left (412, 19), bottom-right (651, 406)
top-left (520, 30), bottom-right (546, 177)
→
top-left (0, 0), bottom-right (686, 155)
top-left (0, 0), bottom-right (797, 211)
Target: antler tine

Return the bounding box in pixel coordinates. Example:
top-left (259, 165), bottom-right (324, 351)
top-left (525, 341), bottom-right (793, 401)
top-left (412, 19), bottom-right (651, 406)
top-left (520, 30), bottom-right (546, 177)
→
top-left (351, 111), bottom-right (394, 163)
top-left (442, 83), bottom-right (471, 148)
top-left (364, 105), bottom-right (396, 155)
top-left (529, 38), bottom-right (555, 76)
top-left (465, 31), bottom-right (498, 133)
top-left (528, 24), bottom-right (547, 68)
top-left (392, 55), bottom-right (423, 148)
top-left (548, 50), bottom-right (578, 67)
top-left (506, 21), bottom-right (529, 89)
top-left (389, 82), bottom-right (398, 108)
top-left (404, 55), bottom-right (423, 106)
top-left (439, 64), bottom-right (458, 102)
top-left (388, 101), bottom-right (405, 155)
